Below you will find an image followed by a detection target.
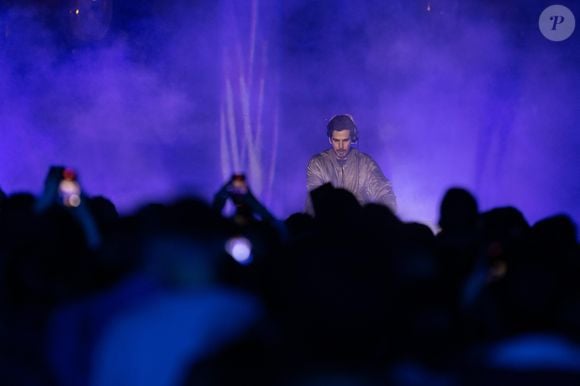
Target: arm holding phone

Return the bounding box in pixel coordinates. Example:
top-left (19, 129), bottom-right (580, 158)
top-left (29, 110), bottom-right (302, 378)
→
top-left (35, 166), bottom-right (101, 249)
top-left (212, 174), bottom-right (275, 223)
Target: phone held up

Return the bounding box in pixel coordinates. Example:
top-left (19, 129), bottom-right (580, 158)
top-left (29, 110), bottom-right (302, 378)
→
top-left (229, 173), bottom-right (248, 196)
top-left (57, 167), bottom-right (82, 208)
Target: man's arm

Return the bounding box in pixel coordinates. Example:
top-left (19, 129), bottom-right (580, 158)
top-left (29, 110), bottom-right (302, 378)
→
top-left (306, 156), bottom-right (326, 192)
top-left (305, 156), bottom-right (327, 214)
top-left (365, 159), bottom-right (397, 212)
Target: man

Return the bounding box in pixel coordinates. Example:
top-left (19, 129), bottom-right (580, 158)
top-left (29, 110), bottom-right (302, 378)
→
top-left (306, 114), bottom-right (397, 213)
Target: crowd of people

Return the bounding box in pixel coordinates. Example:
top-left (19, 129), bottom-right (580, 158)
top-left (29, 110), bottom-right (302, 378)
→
top-left (0, 171), bottom-right (578, 386)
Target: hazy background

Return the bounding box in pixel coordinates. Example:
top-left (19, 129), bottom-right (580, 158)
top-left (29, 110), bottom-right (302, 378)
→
top-left (1, 0), bottom-right (579, 228)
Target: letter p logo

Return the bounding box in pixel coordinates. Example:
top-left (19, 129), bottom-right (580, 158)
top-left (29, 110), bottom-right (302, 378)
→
top-left (550, 15), bottom-right (566, 30)
top-left (539, 5), bottom-right (576, 41)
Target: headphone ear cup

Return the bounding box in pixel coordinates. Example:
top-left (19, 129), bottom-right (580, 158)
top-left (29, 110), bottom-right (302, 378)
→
top-left (346, 115), bottom-right (358, 144)
top-left (351, 126), bottom-right (358, 144)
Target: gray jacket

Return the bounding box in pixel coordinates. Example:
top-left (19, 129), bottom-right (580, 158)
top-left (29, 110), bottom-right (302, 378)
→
top-left (306, 148), bottom-right (397, 213)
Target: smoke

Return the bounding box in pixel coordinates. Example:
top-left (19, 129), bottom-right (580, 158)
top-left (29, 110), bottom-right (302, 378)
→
top-left (0, 1), bottom-right (223, 211)
top-left (1, 0), bottom-right (579, 228)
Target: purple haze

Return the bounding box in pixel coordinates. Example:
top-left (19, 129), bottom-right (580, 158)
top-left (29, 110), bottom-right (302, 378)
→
top-left (1, 0), bottom-right (579, 228)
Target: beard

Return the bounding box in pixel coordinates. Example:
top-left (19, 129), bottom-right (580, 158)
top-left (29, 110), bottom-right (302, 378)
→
top-left (335, 149), bottom-right (349, 159)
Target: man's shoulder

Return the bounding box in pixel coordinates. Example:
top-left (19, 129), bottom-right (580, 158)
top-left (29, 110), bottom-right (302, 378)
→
top-left (308, 149), bottom-right (333, 163)
top-left (351, 148), bottom-right (377, 163)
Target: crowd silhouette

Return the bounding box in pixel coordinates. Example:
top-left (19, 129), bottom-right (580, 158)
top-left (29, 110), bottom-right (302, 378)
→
top-left (0, 170), bottom-right (578, 386)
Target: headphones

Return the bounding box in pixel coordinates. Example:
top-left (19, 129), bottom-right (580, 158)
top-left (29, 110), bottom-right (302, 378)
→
top-left (326, 114), bottom-right (359, 144)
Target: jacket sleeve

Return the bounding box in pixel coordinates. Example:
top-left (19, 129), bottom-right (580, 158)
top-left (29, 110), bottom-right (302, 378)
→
top-left (305, 156), bottom-right (326, 214)
top-left (306, 156), bottom-right (326, 193)
top-left (365, 159), bottom-right (397, 212)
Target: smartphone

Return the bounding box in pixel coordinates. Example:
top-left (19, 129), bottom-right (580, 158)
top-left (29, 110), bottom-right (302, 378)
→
top-left (225, 236), bottom-right (253, 265)
top-left (230, 173), bottom-right (248, 195)
top-left (58, 168), bottom-right (82, 207)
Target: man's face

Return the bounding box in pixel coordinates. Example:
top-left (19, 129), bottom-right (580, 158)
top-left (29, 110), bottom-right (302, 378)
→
top-left (329, 129), bottom-right (352, 160)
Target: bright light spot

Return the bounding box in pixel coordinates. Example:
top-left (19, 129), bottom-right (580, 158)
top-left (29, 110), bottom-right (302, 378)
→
top-left (225, 237), bottom-right (253, 265)
top-left (59, 180), bottom-right (79, 194)
top-left (426, 2), bottom-right (432, 12)
top-left (75, 9), bottom-right (80, 15)
top-left (67, 194), bottom-right (82, 207)
top-left (59, 180), bottom-right (81, 207)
